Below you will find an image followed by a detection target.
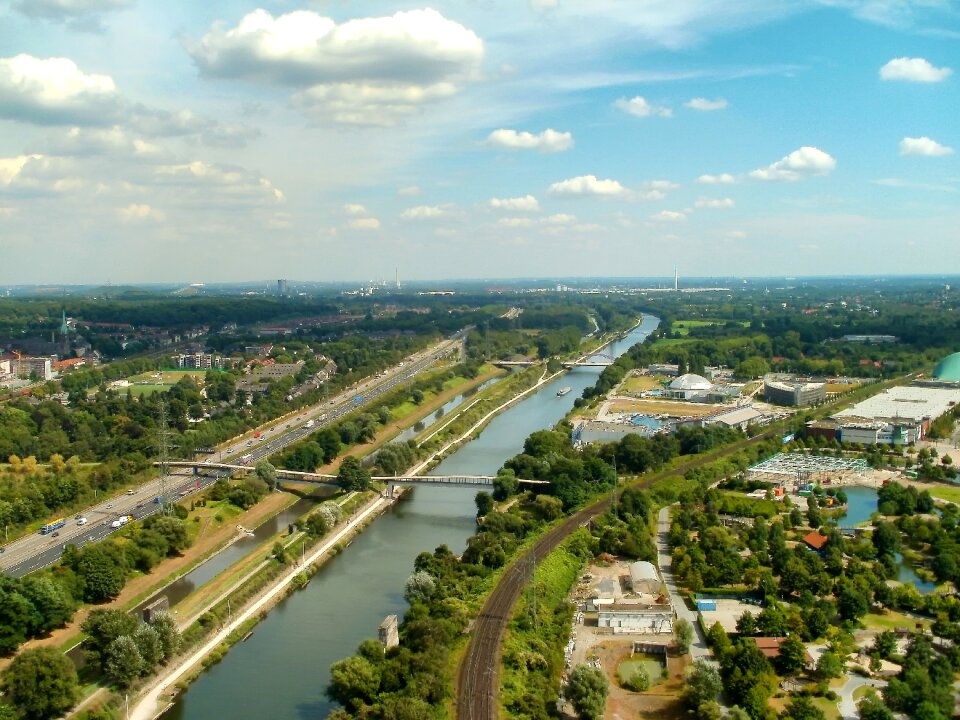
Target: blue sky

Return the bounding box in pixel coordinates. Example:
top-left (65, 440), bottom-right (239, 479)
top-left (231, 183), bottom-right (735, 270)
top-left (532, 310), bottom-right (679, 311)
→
top-left (0, 0), bottom-right (956, 284)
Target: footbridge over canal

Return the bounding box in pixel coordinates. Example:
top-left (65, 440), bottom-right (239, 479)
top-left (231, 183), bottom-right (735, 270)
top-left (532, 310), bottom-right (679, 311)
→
top-left (157, 462), bottom-right (548, 489)
top-left (494, 351), bottom-right (615, 369)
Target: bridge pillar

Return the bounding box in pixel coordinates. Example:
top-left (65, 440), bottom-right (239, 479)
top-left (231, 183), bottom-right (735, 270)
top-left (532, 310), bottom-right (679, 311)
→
top-left (193, 466), bottom-right (199, 476)
top-left (385, 483), bottom-right (396, 499)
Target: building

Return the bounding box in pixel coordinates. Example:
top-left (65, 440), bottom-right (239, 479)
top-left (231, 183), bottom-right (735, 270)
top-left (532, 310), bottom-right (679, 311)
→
top-left (253, 361), bottom-right (304, 379)
top-left (628, 561), bottom-right (661, 594)
top-left (752, 637), bottom-right (814, 666)
top-left (277, 279), bottom-right (289, 297)
top-left (648, 363), bottom-right (679, 377)
top-left (176, 353), bottom-right (224, 370)
top-left (597, 604), bottom-right (674, 634)
top-left (701, 405), bottom-right (765, 431)
top-left (20, 357), bottom-right (53, 381)
top-left (764, 378), bottom-right (827, 407)
top-left (833, 384), bottom-right (960, 444)
top-left (590, 578), bottom-right (618, 609)
top-left (840, 334), bottom-right (898, 344)
top-left (933, 352), bottom-right (960, 382)
top-left (802, 531), bottom-right (829, 552)
top-left (666, 373), bottom-right (713, 400)
top-left (378, 615), bottom-right (399, 648)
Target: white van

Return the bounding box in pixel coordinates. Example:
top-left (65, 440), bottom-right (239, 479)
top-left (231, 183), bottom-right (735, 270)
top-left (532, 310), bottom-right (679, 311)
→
top-left (77, 517), bottom-right (88, 526)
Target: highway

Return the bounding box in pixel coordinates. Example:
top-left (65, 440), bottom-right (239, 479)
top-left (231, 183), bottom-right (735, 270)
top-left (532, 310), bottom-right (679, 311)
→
top-left (0, 333), bottom-right (465, 578)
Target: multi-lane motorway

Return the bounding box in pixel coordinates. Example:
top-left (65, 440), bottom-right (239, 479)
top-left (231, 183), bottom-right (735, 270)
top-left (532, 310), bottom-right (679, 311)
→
top-left (0, 333), bottom-right (466, 578)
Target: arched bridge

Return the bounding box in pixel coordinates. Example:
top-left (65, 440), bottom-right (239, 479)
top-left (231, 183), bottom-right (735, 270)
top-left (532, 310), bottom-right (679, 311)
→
top-left (157, 462), bottom-right (548, 488)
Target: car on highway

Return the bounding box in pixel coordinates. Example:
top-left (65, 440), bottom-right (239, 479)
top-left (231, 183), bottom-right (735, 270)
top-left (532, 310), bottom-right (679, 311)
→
top-left (126, 489), bottom-right (135, 495)
top-left (77, 517), bottom-right (88, 526)
top-left (52, 531), bottom-right (60, 537)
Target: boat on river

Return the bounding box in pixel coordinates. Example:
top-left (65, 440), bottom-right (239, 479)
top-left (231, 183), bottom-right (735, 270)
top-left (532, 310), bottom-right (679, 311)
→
top-left (556, 387), bottom-right (572, 396)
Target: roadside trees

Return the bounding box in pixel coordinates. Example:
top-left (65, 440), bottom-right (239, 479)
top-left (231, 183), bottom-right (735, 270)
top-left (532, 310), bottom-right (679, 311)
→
top-left (680, 660), bottom-right (722, 712)
top-left (337, 456), bottom-right (371, 492)
top-left (566, 664), bottom-right (608, 720)
top-left (674, 618), bottom-right (694, 654)
top-left (2, 647), bottom-right (79, 720)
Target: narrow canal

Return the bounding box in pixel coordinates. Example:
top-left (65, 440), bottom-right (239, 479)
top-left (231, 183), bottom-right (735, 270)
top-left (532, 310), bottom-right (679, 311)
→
top-left (163, 316), bottom-right (659, 720)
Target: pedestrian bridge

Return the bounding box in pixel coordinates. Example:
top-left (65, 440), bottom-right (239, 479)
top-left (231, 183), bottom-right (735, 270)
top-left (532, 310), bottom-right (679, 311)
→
top-left (158, 462), bottom-right (548, 487)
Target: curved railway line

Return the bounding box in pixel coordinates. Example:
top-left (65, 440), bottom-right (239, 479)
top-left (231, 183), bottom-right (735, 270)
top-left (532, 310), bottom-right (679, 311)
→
top-left (455, 429), bottom-right (781, 720)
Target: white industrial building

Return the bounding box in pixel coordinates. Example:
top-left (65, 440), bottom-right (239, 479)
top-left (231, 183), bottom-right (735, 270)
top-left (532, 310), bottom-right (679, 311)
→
top-left (628, 561), bottom-right (662, 594)
top-left (833, 385), bottom-right (960, 445)
top-left (597, 604), bottom-right (674, 634)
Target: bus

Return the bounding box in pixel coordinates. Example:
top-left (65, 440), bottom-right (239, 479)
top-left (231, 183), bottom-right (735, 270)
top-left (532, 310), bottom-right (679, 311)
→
top-left (40, 518), bottom-right (66, 535)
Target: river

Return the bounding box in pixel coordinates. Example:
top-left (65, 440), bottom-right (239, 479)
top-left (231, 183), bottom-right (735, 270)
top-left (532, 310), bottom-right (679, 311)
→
top-left (163, 315), bottom-right (659, 720)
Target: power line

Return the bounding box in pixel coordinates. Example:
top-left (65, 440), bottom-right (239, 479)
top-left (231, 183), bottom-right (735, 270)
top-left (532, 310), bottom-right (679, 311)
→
top-left (157, 399), bottom-right (171, 515)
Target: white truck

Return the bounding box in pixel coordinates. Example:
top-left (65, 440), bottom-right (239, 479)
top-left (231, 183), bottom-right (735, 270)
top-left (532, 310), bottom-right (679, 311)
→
top-left (110, 515), bottom-right (132, 529)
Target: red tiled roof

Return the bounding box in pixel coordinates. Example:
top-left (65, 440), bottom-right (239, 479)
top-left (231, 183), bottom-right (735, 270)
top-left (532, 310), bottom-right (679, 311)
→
top-left (802, 531), bottom-right (829, 550)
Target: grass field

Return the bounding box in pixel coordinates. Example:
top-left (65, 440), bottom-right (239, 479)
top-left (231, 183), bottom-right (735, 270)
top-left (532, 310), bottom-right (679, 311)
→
top-left (862, 609), bottom-right (931, 632)
top-left (618, 657), bottom-right (665, 688)
top-left (622, 374), bottom-right (668, 393)
top-left (928, 484), bottom-right (960, 504)
top-left (608, 399), bottom-right (719, 418)
top-left (128, 370), bottom-right (209, 384)
top-left (671, 319), bottom-right (749, 336)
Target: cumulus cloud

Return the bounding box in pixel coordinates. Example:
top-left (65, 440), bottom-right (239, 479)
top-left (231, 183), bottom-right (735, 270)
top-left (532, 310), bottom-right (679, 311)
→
top-left (117, 203), bottom-right (165, 222)
top-left (37, 126), bottom-right (165, 160)
top-left (613, 96), bottom-right (672, 118)
top-left (489, 195), bottom-right (539, 212)
top-left (749, 146), bottom-right (836, 181)
top-left (400, 205), bottom-right (446, 219)
top-left (0, 54), bottom-right (122, 125)
top-left (695, 197), bottom-right (735, 209)
top-left (697, 173), bottom-right (736, 184)
top-left (343, 203), bottom-right (368, 215)
top-left (646, 180), bottom-right (680, 191)
top-left (879, 57), bottom-right (952, 82)
top-left (542, 213), bottom-right (576, 225)
top-left (129, 106), bottom-right (260, 148)
top-left (498, 217), bottom-right (535, 228)
top-left (398, 185), bottom-right (421, 196)
top-left (0, 154), bottom-right (84, 194)
top-left (548, 175), bottom-right (628, 197)
top-left (154, 161), bottom-right (284, 204)
top-left (652, 210), bottom-right (686, 221)
top-left (186, 8), bottom-right (483, 125)
top-left (486, 128), bottom-right (573, 153)
top-left (13, 0), bottom-right (132, 32)
top-left (530, 0), bottom-right (558, 10)
top-left (685, 97), bottom-right (727, 111)
top-left (348, 217), bottom-right (380, 230)
top-left (899, 136), bottom-right (954, 157)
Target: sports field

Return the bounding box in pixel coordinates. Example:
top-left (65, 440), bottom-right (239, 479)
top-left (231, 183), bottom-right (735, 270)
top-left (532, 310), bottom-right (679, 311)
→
top-left (608, 399), bottom-right (719, 418)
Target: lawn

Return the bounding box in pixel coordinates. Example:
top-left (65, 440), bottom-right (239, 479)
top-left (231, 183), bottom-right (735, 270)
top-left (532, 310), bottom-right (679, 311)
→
top-left (128, 370), bottom-right (208, 384)
top-left (927, 484), bottom-right (960, 504)
top-left (862, 609), bottom-right (930, 632)
top-left (622, 375), bottom-right (668, 393)
top-left (608, 399), bottom-right (719, 418)
top-left (618, 656), bottom-right (666, 688)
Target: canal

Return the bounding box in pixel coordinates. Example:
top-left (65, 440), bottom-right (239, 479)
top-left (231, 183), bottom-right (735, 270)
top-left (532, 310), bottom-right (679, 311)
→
top-left (164, 316), bottom-right (659, 720)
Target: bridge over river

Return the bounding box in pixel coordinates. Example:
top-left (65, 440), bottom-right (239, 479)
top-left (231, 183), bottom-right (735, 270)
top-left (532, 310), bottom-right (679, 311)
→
top-left (157, 461), bottom-right (548, 488)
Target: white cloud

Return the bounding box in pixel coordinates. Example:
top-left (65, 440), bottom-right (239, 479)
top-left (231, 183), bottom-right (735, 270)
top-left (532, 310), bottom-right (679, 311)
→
top-left (685, 97), bottom-right (727, 111)
top-left (543, 213), bottom-right (576, 225)
top-left (0, 154), bottom-right (84, 194)
top-left (486, 128), bottom-right (573, 153)
top-left (0, 54), bottom-right (122, 125)
top-left (548, 174), bottom-right (628, 197)
top-left (37, 126), bottom-right (166, 160)
top-left (0, 155), bottom-right (45, 186)
top-left (613, 96), bottom-right (672, 118)
top-left (530, 0), bottom-right (559, 10)
top-left (400, 205), bottom-right (446, 219)
top-left (725, 230), bottom-right (747, 239)
top-left (117, 203), bottom-right (165, 222)
top-left (635, 190), bottom-right (666, 201)
top-left (646, 180), bottom-right (680, 191)
top-left (697, 173), bottom-right (736, 184)
top-left (154, 161), bottom-right (284, 204)
top-left (343, 203), bottom-right (368, 215)
top-left (398, 185), bottom-right (421, 196)
top-left (489, 195), bottom-right (540, 212)
top-left (186, 8), bottom-right (483, 125)
top-left (348, 217), bottom-right (380, 230)
top-left (879, 57), bottom-right (952, 82)
top-left (872, 177), bottom-right (956, 192)
top-left (695, 197), bottom-right (735, 209)
top-left (652, 210), bottom-right (687, 221)
top-left (749, 146), bottom-right (836, 181)
top-left (899, 136), bottom-right (954, 157)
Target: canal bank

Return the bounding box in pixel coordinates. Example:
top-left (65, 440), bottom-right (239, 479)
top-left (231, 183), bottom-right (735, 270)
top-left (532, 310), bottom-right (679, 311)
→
top-left (157, 316), bottom-right (660, 720)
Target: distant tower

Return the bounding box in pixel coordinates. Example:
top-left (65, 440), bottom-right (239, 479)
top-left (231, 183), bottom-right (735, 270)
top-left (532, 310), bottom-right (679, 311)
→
top-left (674, 266), bottom-right (679, 291)
top-left (59, 309), bottom-right (70, 358)
top-left (395, 267), bottom-right (400, 290)
top-left (277, 279), bottom-right (288, 297)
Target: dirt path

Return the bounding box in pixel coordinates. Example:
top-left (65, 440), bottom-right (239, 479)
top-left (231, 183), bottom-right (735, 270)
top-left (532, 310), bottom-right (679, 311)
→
top-left (0, 491), bottom-right (298, 672)
top-left (129, 494), bottom-right (392, 720)
top-left (312, 368), bottom-right (504, 475)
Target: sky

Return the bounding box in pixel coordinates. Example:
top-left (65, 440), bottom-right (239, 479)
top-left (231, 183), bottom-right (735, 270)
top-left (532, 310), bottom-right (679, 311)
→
top-left (0, 0), bottom-right (957, 285)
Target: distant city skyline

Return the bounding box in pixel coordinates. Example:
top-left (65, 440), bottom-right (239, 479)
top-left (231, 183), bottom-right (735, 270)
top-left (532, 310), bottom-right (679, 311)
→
top-left (0, 1), bottom-right (957, 283)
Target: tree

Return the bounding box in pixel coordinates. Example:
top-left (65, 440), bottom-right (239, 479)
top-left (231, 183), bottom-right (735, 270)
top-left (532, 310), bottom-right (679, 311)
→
top-left (327, 656), bottom-right (381, 711)
top-left (871, 631), bottom-right (896, 660)
top-left (403, 571), bottom-right (436, 605)
top-left (779, 694), bottom-right (826, 720)
top-left (674, 618), bottom-right (694, 654)
top-left (105, 635), bottom-right (144, 687)
top-left (777, 635), bottom-right (808, 676)
top-left (475, 491), bottom-right (494, 518)
top-left (857, 692), bottom-right (893, 720)
top-left (815, 651), bottom-right (844, 680)
top-left (133, 623), bottom-right (163, 668)
top-left (317, 501), bottom-right (343, 529)
top-left (81, 609), bottom-right (138, 670)
top-left (255, 460), bottom-right (277, 489)
top-left (680, 660), bottom-right (721, 711)
top-left (623, 666), bottom-right (650, 692)
top-left (566, 664), bottom-right (608, 720)
top-left (2, 647), bottom-right (79, 720)
top-left (150, 611), bottom-right (181, 661)
top-left (492, 469), bottom-right (519, 501)
top-left (337, 456), bottom-right (371, 492)
top-left (76, 543), bottom-right (128, 603)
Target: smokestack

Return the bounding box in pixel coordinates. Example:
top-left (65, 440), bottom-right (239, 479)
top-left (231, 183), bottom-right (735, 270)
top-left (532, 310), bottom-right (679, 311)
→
top-left (674, 266), bottom-right (679, 291)
top-left (395, 267), bottom-right (400, 289)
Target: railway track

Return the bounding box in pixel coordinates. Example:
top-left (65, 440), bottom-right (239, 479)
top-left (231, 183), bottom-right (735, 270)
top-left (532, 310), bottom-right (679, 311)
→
top-left (455, 429), bottom-right (780, 720)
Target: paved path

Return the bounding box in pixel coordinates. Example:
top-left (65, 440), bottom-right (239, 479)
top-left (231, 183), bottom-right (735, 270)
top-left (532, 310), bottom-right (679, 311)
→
top-left (656, 505), bottom-right (710, 661)
top-left (836, 675), bottom-right (886, 719)
top-left (129, 494), bottom-right (390, 720)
